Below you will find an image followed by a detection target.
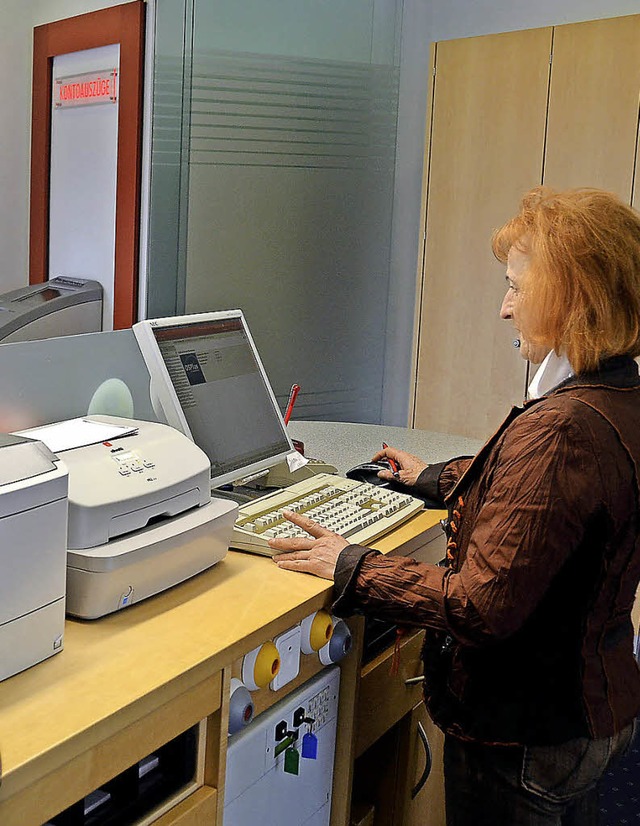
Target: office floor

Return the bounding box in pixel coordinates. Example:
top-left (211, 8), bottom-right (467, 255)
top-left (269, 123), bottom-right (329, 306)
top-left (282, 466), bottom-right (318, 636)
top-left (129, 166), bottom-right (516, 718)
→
top-left (599, 721), bottom-right (640, 824)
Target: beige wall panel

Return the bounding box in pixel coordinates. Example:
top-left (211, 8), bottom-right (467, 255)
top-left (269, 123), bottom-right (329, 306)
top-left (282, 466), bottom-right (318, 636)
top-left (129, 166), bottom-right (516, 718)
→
top-left (634, 142), bottom-right (640, 210)
top-left (544, 14), bottom-right (640, 200)
top-left (414, 28), bottom-right (552, 439)
top-left (409, 43), bottom-right (437, 420)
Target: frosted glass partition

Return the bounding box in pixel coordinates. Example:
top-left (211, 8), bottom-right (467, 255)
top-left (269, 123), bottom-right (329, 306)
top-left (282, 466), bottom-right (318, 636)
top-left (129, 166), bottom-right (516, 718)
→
top-left (146, 0), bottom-right (402, 423)
top-left (0, 330), bottom-right (157, 432)
top-left (146, 0), bottom-right (194, 315)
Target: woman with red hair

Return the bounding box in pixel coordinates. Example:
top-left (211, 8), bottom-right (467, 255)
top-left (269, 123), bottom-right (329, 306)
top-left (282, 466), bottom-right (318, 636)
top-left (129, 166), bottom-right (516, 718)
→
top-left (271, 187), bottom-right (640, 825)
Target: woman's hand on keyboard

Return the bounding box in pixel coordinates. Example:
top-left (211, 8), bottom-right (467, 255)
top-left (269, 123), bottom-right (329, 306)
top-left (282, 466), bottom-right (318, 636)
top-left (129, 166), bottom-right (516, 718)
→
top-left (268, 510), bottom-right (349, 580)
top-left (371, 446), bottom-right (428, 487)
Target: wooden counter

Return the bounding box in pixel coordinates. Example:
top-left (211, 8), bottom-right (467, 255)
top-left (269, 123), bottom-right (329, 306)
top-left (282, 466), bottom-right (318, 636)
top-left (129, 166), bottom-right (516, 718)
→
top-left (0, 509), bottom-right (445, 826)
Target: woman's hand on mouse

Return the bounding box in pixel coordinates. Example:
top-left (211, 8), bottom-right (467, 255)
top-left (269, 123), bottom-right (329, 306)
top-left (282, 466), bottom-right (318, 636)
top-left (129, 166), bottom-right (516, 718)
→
top-left (268, 510), bottom-right (349, 580)
top-left (371, 446), bottom-right (428, 486)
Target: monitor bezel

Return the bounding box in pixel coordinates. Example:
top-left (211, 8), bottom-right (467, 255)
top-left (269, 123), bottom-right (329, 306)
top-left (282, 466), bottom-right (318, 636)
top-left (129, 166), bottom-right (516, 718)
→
top-left (133, 310), bottom-right (294, 489)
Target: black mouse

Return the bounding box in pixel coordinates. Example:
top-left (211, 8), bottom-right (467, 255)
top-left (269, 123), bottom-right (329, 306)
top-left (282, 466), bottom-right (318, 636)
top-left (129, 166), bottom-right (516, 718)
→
top-left (345, 461), bottom-right (442, 508)
top-left (345, 460), bottom-right (395, 487)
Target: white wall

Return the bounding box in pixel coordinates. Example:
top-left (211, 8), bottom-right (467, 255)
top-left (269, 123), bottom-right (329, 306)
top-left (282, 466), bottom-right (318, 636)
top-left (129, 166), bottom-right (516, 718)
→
top-left (0, 0), bottom-right (36, 292)
top-left (0, 0), bottom-right (129, 294)
top-left (427, 0), bottom-right (640, 41)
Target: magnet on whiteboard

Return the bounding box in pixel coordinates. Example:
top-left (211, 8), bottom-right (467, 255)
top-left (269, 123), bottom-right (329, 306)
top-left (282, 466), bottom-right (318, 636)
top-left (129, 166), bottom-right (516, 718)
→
top-left (242, 640), bottom-right (281, 690)
top-left (300, 610), bottom-right (333, 655)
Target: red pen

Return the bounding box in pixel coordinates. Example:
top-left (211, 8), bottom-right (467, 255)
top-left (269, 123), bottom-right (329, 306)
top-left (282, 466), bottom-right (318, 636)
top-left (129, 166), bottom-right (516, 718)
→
top-left (382, 442), bottom-right (399, 474)
top-left (283, 384), bottom-right (300, 425)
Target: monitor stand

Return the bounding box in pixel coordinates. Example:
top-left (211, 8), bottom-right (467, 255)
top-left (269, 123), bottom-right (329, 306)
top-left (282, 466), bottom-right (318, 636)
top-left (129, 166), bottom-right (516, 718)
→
top-left (212, 482), bottom-right (273, 505)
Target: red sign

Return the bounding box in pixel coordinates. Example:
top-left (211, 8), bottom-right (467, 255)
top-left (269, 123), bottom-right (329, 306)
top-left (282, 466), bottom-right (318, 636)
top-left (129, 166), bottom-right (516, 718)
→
top-left (54, 68), bottom-right (118, 109)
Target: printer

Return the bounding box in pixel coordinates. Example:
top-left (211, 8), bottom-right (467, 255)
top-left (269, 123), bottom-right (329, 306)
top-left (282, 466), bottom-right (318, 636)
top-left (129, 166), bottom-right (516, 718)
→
top-left (0, 434), bottom-right (68, 681)
top-left (19, 415), bottom-right (238, 619)
top-left (0, 276), bottom-right (103, 343)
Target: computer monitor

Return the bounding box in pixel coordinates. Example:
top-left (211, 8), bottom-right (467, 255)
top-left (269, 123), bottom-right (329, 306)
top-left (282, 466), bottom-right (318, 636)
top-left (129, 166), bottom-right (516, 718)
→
top-left (133, 310), bottom-right (294, 488)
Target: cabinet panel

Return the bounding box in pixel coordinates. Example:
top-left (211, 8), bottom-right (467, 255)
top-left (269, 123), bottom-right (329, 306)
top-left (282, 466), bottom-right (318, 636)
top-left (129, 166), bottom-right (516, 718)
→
top-left (414, 28), bottom-right (551, 439)
top-left (544, 15), bottom-right (640, 200)
top-left (152, 787), bottom-right (218, 825)
top-left (402, 704), bottom-right (445, 826)
top-left (355, 631), bottom-right (424, 758)
top-left (1, 674), bottom-right (221, 826)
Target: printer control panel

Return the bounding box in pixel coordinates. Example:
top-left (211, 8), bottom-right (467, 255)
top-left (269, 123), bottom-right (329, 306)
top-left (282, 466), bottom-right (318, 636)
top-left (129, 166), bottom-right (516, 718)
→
top-left (109, 447), bottom-right (156, 477)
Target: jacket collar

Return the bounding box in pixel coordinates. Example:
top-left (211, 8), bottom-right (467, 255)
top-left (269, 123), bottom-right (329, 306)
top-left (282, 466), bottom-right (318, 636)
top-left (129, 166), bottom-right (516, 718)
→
top-left (550, 355), bottom-right (640, 394)
top-left (445, 356), bottom-right (640, 505)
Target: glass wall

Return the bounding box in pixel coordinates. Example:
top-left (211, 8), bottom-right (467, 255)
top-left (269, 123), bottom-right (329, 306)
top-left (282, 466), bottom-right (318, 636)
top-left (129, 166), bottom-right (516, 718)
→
top-left (146, 0), bottom-right (402, 422)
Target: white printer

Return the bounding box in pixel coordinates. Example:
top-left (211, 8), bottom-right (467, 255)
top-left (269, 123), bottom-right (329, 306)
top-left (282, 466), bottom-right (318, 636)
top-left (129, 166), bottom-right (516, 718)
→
top-left (19, 416), bottom-right (238, 619)
top-left (0, 434), bottom-right (68, 681)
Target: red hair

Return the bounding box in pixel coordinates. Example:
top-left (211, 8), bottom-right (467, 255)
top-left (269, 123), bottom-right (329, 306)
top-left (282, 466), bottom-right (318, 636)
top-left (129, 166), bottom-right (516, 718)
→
top-left (492, 187), bottom-right (640, 373)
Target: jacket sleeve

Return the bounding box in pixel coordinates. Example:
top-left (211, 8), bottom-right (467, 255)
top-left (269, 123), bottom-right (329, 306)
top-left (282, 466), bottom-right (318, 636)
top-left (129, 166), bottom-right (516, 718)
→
top-left (410, 457), bottom-right (474, 503)
top-left (332, 403), bottom-right (602, 645)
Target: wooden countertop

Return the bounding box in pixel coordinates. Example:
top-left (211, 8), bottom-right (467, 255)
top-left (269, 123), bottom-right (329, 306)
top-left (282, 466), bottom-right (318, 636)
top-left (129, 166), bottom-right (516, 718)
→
top-left (0, 508), bottom-right (444, 810)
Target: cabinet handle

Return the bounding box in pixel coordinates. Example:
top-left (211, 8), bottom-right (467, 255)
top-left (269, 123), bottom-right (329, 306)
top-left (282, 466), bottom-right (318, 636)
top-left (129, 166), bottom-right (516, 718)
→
top-left (411, 721), bottom-right (432, 800)
top-left (405, 675), bottom-right (425, 686)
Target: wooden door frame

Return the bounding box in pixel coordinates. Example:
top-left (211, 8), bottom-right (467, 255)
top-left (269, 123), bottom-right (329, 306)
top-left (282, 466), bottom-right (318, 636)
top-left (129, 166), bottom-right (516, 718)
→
top-left (30, 0), bottom-right (145, 329)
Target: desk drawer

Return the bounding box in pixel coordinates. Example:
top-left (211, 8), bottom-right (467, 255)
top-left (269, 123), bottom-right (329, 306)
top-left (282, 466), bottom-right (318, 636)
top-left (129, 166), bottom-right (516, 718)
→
top-left (355, 631), bottom-right (424, 758)
top-left (152, 787), bottom-right (217, 825)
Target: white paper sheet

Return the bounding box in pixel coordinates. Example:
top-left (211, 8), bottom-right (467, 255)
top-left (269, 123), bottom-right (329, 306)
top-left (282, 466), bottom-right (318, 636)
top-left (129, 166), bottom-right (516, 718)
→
top-left (16, 418), bottom-right (137, 453)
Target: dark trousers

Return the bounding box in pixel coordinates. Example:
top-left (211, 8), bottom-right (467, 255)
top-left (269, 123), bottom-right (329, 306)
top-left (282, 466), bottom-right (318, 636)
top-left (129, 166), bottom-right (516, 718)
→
top-left (443, 722), bottom-right (636, 826)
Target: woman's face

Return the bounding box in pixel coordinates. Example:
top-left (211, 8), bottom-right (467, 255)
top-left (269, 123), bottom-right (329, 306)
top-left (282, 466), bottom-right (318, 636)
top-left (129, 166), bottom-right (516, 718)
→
top-left (500, 245), bottom-right (550, 365)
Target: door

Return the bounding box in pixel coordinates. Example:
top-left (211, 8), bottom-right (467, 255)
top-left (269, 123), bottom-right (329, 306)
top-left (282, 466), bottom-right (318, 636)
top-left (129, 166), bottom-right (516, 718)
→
top-left (30, 1), bottom-right (145, 329)
top-left (543, 14), bottom-right (640, 200)
top-left (413, 28), bottom-right (552, 440)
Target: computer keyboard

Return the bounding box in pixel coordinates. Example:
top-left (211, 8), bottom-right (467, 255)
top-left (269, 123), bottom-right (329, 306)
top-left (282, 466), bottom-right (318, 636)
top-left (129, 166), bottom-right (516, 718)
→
top-left (231, 473), bottom-right (424, 556)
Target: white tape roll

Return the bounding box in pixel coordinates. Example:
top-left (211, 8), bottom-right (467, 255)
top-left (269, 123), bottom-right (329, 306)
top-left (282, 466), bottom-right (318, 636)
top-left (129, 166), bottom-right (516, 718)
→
top-left (228, 677), bottom-right (254, 735)
top-left (319, 618), bottom-right (352, 665)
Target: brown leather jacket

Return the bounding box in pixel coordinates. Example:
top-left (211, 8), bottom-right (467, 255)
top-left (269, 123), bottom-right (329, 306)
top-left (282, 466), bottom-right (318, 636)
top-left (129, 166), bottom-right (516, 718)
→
top-left (333, 357), bottom-right (640, 745)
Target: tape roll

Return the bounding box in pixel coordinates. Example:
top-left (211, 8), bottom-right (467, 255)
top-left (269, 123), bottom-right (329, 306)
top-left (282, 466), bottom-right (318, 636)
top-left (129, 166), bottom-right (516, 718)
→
top-left (242, 641), bottom-right (281, 690)
top-left (300, 610), bottom-right (334, 655)
top-left (319, 619), bottom-right (352, 665)
top-left (228, 678), bottom-right (254, 735)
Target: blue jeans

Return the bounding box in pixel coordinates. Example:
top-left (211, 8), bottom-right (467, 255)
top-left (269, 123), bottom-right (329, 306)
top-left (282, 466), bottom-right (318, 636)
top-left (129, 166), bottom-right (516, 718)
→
top-left (443, 722), bottom-right (636, 826)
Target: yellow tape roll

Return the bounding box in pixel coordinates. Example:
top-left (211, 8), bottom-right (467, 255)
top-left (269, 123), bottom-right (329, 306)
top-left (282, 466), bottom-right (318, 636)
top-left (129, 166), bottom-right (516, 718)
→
top-left (254, 640), bottom-right (281, 686)
top-left (309, 610), bottom-right (334, 651)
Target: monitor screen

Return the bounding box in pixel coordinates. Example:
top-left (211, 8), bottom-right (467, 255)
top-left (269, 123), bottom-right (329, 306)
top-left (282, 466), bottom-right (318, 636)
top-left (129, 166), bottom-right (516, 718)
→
top-left (133, 311), bottom-right (293, 488)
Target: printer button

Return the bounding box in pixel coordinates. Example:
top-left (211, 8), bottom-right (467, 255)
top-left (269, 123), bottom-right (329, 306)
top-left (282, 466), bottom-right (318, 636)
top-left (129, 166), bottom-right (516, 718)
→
top-left (119, 468), bottom-right (131, 476)
top-left (143, 461), bottom-right (155, 468)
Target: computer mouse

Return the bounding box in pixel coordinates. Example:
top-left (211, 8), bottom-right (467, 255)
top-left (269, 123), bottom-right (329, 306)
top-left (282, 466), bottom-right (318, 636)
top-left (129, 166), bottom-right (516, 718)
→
top-left (345, 460), bottom-right (395, 487)
top-left (345, 461), bottom-right (441, 508)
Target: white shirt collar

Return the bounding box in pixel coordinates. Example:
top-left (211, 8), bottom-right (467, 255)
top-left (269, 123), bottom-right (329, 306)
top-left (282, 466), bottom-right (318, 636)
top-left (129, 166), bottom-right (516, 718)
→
top-left (527, 350), bottom-right (574, 399)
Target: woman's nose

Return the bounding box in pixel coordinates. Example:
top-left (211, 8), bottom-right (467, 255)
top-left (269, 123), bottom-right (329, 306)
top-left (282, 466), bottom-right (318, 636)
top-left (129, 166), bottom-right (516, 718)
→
top-left (500, 292), bottom-right (512, 320)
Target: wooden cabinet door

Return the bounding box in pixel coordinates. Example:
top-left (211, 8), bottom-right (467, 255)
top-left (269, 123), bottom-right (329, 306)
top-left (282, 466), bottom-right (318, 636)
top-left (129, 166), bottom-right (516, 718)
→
top-left (543, 14), bottom-right (640, 201)
top-left (399, 702), bottom-right (446, 826)
top-left (413, 28), bottom-right (552, 440)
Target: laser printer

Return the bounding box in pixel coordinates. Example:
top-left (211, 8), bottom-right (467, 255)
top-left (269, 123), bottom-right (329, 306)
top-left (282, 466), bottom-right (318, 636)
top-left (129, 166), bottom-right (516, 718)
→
top-left (18, 415), bottom-right (238, 619)
top-left (0, 276), bottom-right (102, 342)
top-left (0, 434), bottom-right (68, 681)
